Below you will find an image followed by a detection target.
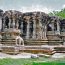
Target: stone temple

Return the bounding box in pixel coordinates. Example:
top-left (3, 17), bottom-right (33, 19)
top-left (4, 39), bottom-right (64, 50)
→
top-left (0, 10), bottom-right (65, 54)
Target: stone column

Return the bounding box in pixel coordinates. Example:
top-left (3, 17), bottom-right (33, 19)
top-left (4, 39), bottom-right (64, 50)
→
top-left (39, 19), bottom-right (42, 39)
top-left (16, 20), bottom-right (19, 29)
top-left (21, 21), bottom-right (23, 33)
top-left (39, 12), bottom-right (43, 39)
top-left (42, 24), bottom-right (47, 40)
top-left (57, 20), bottom-right (60, 35)
top-left (3, 18), bottom-right (5, 31)
top-left (42, 25), bottom-right (44, 39)
top-left (9, 18), bottom-right (11, 29)
top-left (13, 18), bottom-right (15, 29)
top-left (0, 18), bottom-right (2, 31)
top-left (26, 16), bottom-right (30, 39)
top-left (44, 25), bottom-right (47, 39)
top-left (32, 17), bottom-right (36, 39)
top-left (52, 21), bottom-right (54, 32)
top-left (36, 19), bottom-right (42, 39)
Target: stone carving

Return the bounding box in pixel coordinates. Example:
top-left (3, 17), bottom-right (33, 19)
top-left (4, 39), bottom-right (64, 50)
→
top-left (16, 35), bottom-right (24, 46)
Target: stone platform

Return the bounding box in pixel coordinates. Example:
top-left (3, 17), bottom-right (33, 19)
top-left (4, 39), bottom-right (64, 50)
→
top-left (0, 45), bottom-right (54, 55)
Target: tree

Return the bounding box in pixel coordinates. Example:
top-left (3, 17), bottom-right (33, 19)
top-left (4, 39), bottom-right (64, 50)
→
top-left (49, 8), bottom-right (65, 19)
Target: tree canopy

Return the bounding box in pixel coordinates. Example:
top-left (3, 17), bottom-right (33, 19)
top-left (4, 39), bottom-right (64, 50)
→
top-left (49, 8), bottom-right (65, 19)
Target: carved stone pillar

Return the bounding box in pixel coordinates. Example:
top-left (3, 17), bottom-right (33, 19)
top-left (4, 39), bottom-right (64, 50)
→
top-left (13, 18), bottom-right (15, 29)
top-left (0, 18), bottom-right (2, 31)
top-left (52, 21), bottom-right (54, 32)
top-left (3, 18), bottom-right (5, 30)
top-left (42, 25), bottom-right (47, 40)
top-left (39, 12), bottom-right (43, 39)
top-left (32, 17), bottom-right (36, 39)
top-left (56, 20), bottom-right (60, 35)
top-left (9, 18), bottom-right (11, 29)
top-left (44, 25), bottom-right (47, 39)
top-left (38, 19), bottom-right (42, 39)
top-left (21, 21), bottom-right (23, 33)
top-left (16, 20), bottom-right (19, 29)
top-left (42, 25), bottom-right (45, 39)
top-left (26, 16), bottom-right (30, 39)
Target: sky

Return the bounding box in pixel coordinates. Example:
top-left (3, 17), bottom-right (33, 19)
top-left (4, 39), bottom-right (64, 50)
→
top-left (0, 0), bottom-right (65, 13)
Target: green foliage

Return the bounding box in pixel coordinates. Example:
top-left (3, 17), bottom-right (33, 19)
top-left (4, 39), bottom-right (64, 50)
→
top-left (0, 58), bottom-right (33, 65)
top-left (49, 8), bottom-right (65, 19)
top-left (0, 58), bottom-right (65, 65)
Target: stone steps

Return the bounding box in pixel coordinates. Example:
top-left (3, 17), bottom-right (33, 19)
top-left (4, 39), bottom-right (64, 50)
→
top-left (0, 39), bottom-right (16, 45)
top-left (24, 40), bottom-right (48, 45)
top-left (53, 46), bottom-right (65, 53)
top-left (24, 39), bottom-right (63, 45)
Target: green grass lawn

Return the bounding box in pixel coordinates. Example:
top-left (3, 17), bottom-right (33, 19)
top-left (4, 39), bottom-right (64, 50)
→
top-left (0, 57), bottom-right (65, 65)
